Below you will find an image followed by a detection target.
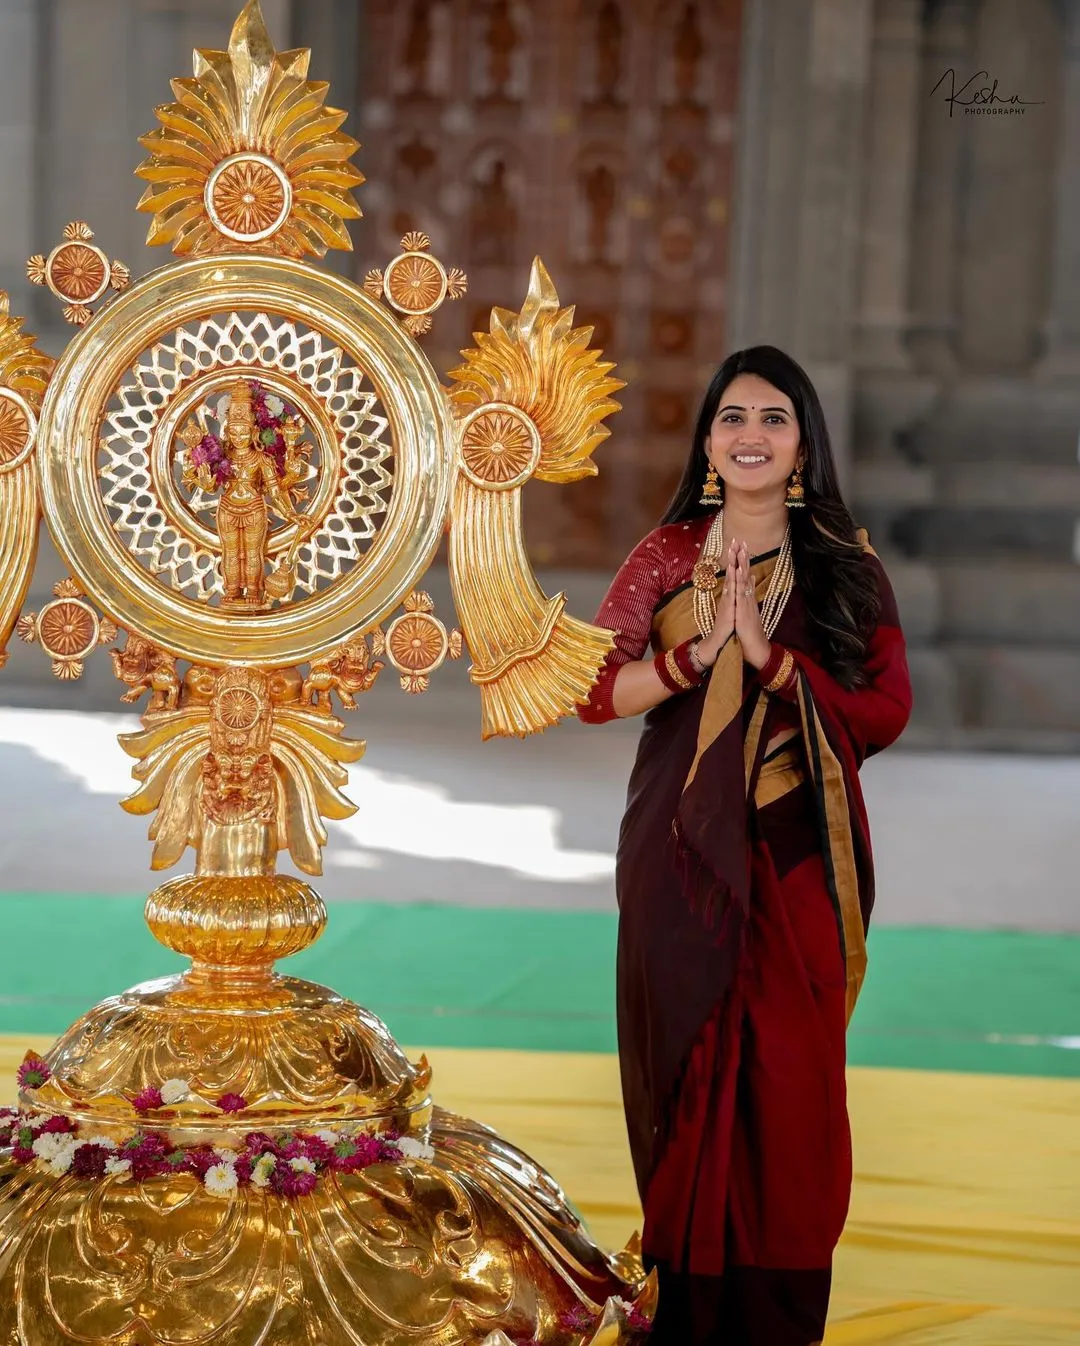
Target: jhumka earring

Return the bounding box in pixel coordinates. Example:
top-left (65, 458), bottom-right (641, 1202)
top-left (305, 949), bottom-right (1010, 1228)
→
top-left (785, 464), bottom-right (806, 509)
top-left (699, 465), bottom-right (723, 507)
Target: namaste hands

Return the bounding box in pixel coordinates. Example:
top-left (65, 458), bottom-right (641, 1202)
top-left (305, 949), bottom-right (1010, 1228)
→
top-left (732, 540), bottom-right (772, 671)
top-left (693, 539), bottom-right (771, 671)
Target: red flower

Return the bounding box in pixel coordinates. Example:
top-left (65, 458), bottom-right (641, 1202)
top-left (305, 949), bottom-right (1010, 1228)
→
top-left (184, 1146), bottom-right (219, 1180)
top-left (131, 1086), bottom-right (163, 1114)
top-left (39, 1114), bottom-right (75, 1135)
top-left (11, 1145), bottom-right (34, 1165)
top-left (72, 1143), bottom-right (110, 1179)
top-left (274, 1167), bottom-right (317, 1199)
top-left (281, 1134), bottom-right (333, 1166)
top-left (17, 1052), bottom-right (50, 1090)
top-left (216, 1093), bottom-right (247, 1115)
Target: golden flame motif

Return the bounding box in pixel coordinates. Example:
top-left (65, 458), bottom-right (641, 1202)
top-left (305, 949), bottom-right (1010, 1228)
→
top-left (136, 1), bottom-right (363, 257)
top-left (445, 260), bottom-right (623, 737)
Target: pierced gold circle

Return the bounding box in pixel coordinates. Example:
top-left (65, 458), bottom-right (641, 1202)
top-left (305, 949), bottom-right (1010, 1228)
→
top-left (458, 403), bottom-right (541, 491)
top-left (206, 153), bottom-right (293, 243)
top-left (0, 387), bottom-right (36, 473)
top-left (38, 255), bottom-right (455, 669)
top-left (384, 251), bottom-right (448, 316)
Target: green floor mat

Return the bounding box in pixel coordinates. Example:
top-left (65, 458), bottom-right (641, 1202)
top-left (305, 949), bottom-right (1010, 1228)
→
top-left (0, 895), bottom-right (1077, 1077)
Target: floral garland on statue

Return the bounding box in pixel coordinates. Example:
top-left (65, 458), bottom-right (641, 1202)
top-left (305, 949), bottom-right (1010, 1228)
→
top-left (188, 381), bottom-right (298, 488)
top-left (5, 1053), bottom-right (435, 1201)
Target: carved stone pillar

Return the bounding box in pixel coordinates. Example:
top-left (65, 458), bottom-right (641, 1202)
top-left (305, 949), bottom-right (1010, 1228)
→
top-left (729, 0), bottom-right (875, 487)
top-left (853, 0), bottom-right (923, 372)
top-left (1037, 0), bottom-right (1080, 377)
top-left (907, 0), bottom-right (977, 376)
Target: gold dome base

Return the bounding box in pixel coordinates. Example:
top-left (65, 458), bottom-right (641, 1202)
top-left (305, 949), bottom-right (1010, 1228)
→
top-left (0, 972), bottom-right (654, 1345)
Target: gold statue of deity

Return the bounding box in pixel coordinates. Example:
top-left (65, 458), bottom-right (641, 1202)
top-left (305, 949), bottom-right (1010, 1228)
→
top-left (178, 378), bottom-right (312, 609)
top-left (0, 5), bottom-right (646, 1344)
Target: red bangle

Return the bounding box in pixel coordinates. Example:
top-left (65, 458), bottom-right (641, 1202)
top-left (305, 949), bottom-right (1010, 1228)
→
top-left (759, 644), bottom-right (797, 695)
top-left (654, 640), bottom-right (703, 694)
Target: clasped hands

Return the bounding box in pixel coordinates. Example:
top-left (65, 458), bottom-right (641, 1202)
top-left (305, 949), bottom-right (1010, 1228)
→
top-left (692, 539), bottom-right (772, 672)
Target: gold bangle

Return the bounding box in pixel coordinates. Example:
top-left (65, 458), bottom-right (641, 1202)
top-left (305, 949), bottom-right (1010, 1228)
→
top-left (664, 648), bottom-right (696, 691)
top-left (763, 649), bottom-right (795, 693)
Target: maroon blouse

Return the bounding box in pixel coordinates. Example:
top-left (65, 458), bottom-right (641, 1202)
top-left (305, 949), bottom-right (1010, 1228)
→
top-left (578, 514), bottom-right (800, 725)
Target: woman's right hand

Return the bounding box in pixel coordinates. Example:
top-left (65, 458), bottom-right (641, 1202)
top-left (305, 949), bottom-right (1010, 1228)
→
top-left (693, 539), bottom-right (738, 668)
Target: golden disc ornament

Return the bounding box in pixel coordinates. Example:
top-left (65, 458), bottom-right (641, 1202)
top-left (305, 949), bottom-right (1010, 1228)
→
top-left (36, 255), bottom-right (456, 669)
top-left (205, 153), bottom-right (293, 243)
top-left (0, 386), bottom-right (35, 472)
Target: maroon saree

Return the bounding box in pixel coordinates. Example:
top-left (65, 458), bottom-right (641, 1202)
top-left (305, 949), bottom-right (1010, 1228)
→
top-left (611, 543), bottom-right (911, 1345)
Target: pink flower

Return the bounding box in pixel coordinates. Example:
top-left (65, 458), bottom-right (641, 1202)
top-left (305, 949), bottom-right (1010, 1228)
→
top-left (183, 1146), bottom-right (218, 1180)
top-left (17, 1053), bottom-right (50, 1090)
top-left (131, 1087), bottom-right (163, 1114)
top-left (281, 1134), bottom-right (333, 1167)
top-left (627, 1306), bottom-right (652, 1333)
top-left (11, 1145), bottom-right (34, 1165)
top-left (274, 1167), bottom-right (317, 1198)
top-left (120, 1131), bottom-right (169, 1181)
top-left (216, 1093), bottom-right (247, 1115)
top-left (39, 1114), bottom-right (75, 1135)
top-left (242, 1130), bottom-right (277, 1156)
top-left (558, 1305), bottom-right (595, 1332)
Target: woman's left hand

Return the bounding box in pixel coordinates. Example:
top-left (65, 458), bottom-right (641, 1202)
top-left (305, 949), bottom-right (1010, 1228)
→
top-left (733, 541), bottom-right (772, 670)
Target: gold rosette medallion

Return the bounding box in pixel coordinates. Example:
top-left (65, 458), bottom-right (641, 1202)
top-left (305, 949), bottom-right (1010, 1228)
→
top-left (0, 5), bottom-right (645, 1344)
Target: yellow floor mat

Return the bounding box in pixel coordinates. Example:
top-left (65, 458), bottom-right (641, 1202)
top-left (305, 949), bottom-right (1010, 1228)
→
top-left (2, 1036), bottom-right (1077, 1344)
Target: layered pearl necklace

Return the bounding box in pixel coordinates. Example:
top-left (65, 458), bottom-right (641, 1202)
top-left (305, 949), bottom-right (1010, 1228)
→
top-left (691, 508), bottom-right (795, 639)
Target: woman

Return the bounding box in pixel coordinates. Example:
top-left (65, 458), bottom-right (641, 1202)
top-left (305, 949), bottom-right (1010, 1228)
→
top-left (578, 346), bottom-right (912, 1345)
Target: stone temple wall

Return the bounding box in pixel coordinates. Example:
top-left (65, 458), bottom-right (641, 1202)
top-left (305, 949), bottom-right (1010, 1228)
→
top-left (2, 0), bottom-right (1079, 749)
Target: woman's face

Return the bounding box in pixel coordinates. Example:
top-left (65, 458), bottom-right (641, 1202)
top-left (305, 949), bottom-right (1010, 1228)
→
top-left (705, 373), bottom-right (802, 499)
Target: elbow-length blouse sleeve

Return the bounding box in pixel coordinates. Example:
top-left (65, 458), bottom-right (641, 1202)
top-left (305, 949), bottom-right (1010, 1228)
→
top-left (576, 532), bottom-right (670, 725)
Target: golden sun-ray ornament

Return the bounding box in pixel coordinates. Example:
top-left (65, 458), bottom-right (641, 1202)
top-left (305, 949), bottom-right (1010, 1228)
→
top-left (446, 259), bottom-right (625, 738)
top-left (135, 0), bottom-right (363, 257)
top-left (0, 4), bottom-right (651, 1343)
top-left (0, 293), bottom-right (53, 668)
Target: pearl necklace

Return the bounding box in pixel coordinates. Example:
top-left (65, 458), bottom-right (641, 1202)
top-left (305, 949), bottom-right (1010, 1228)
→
top-left (691, 509), bottom-right (795, 639)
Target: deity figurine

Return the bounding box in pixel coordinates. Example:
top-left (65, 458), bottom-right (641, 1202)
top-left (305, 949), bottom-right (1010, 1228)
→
top-left (180, 379), bottom-right (310, 610)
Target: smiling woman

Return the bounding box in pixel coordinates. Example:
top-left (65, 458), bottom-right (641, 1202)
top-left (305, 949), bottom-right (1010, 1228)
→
top-left (577, 345), bottom-right (912, 1345)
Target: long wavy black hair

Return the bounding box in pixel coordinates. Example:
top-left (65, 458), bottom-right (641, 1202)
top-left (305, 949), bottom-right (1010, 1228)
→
top-left (662, 345), bottom-right (880, 688)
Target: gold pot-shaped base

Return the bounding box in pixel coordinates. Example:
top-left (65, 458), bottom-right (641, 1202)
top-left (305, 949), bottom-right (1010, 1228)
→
top-left (1, 973), bottom-right (654, 1343)
top-left (0, 1112), bottom-right (652, 1345)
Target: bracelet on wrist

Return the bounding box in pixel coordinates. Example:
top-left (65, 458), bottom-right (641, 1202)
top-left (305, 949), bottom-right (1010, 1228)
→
top-left (654, 640), bottom-right (705, 694)
top-left (760, 644), bottom-right (797, 694)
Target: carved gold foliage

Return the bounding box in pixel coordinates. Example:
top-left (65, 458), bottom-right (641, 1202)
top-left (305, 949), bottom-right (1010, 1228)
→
top-left (0, 293), bottom-right (53, 411)
top-left (135, 1), bottom-right (363, 258)
top-left (119, 667), bottom-right (366, 875)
